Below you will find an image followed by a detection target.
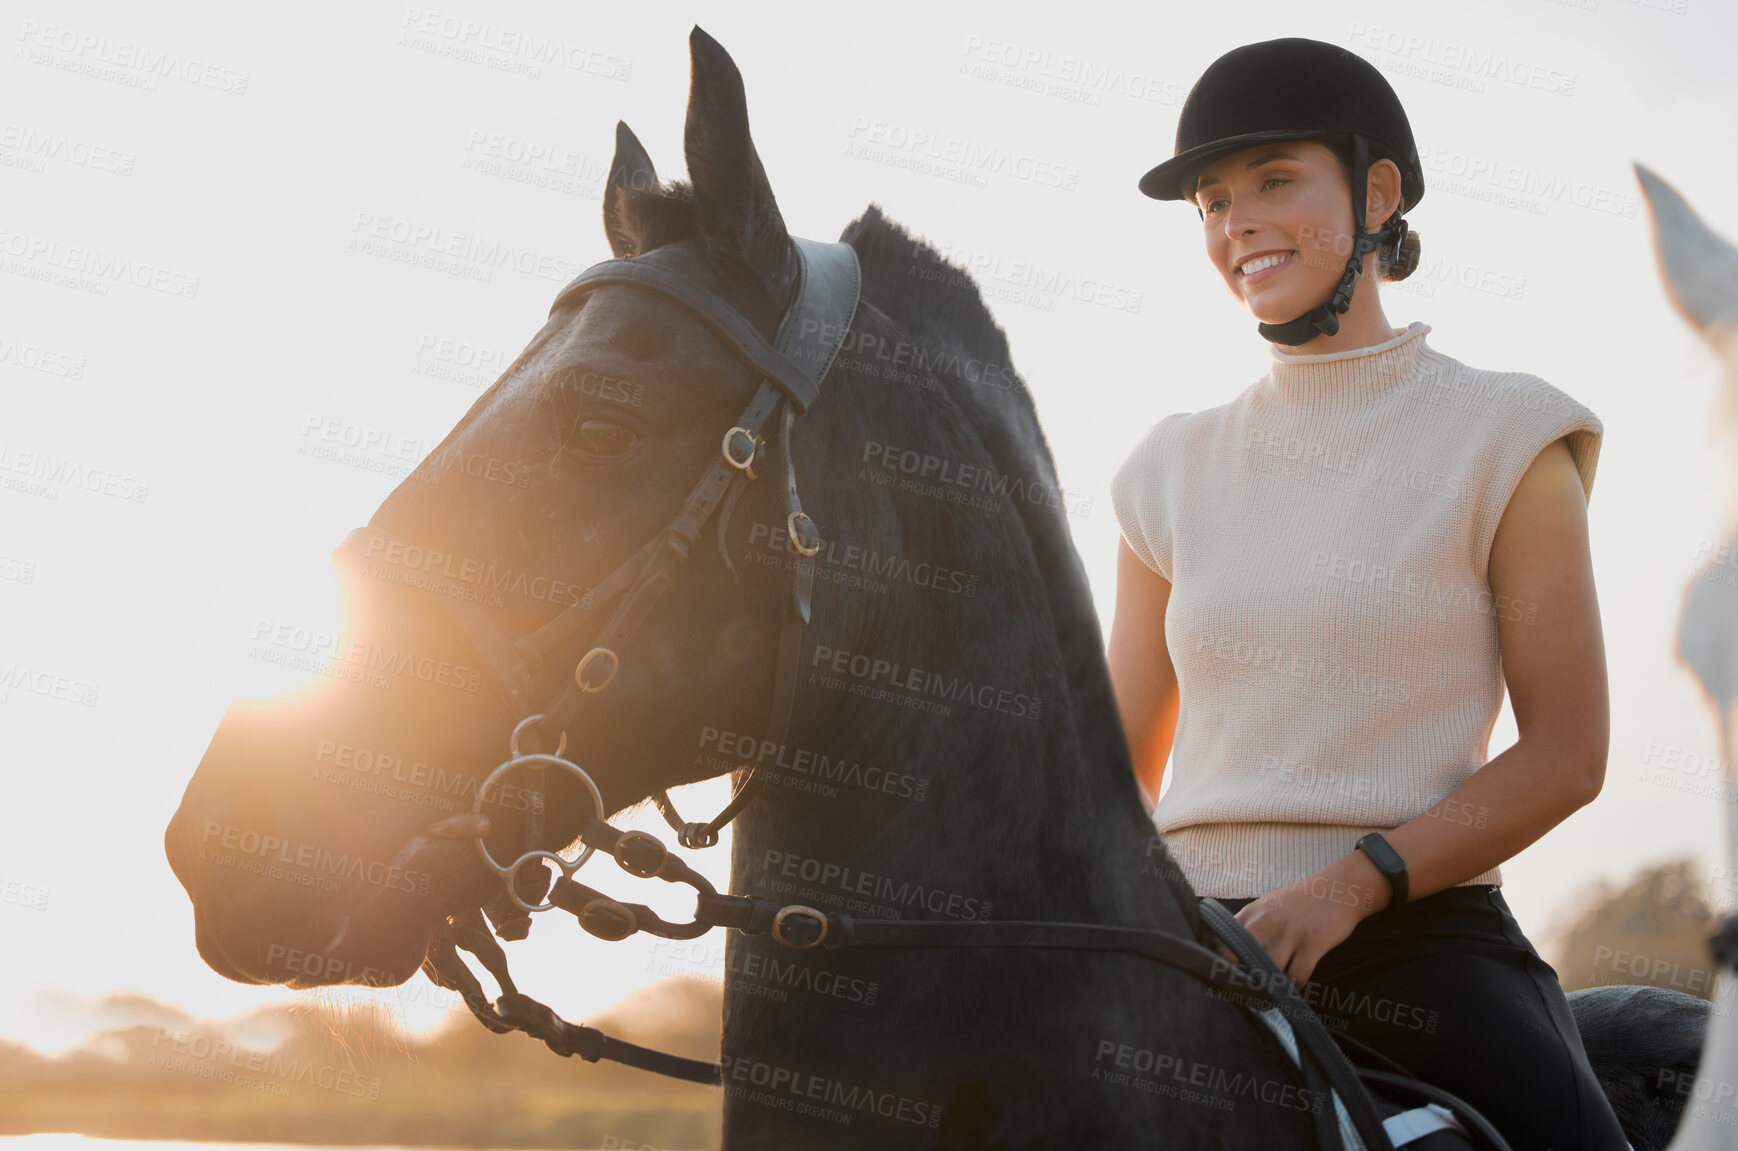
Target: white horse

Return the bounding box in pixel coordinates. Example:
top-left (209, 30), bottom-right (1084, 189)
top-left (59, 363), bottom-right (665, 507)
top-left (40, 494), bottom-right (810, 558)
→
top-left (1638, 161), bottom-right (1738, 1150)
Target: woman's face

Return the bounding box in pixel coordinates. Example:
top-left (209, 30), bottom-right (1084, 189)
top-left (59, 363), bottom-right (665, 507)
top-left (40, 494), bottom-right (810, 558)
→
top-left (1191, 139), bottom-right (1397, 324)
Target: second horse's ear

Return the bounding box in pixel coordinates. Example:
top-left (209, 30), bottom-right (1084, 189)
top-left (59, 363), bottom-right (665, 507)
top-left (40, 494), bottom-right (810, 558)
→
top-left (604, 121), bottom-right (660, 258)
top-left (1636, 161), bottom-right (1738, 337)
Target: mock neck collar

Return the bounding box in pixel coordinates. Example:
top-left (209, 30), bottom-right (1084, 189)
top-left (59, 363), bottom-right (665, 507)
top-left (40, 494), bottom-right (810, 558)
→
top-left (1263, 321), bottom-right (1432, 407)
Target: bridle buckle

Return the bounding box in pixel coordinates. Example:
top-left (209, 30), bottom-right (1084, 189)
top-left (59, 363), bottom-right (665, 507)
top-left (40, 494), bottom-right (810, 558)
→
top-left (721, 425), bottom-right (762, 479)
top-left (771, 904), bottom-right (830, 949)
top-left (786, 511), bottom-right (821, 557)
top-left (574, 646), bottom-right (620, 693)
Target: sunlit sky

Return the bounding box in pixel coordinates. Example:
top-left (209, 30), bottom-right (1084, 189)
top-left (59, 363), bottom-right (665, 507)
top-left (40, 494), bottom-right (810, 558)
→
top-left (4, 0), bottom-right (1738, 1056)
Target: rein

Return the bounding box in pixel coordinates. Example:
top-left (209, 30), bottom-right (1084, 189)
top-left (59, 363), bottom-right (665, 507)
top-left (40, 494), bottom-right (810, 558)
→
top-left (411, 796), bottom-right (1494, 1151)
top-left (332, 236), bottom-right (1501, 1151)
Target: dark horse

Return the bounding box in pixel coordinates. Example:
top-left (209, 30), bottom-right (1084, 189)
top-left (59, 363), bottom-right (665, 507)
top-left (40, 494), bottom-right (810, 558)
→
top-left (167, 25), bottom-right (1698, 1149)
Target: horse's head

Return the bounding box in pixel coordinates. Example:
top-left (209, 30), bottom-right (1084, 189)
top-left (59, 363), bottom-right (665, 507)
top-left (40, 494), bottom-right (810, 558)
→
top-left (166, 25), bottom-right (877, 989)
top-left (1638, 164), bottom-right (1738, 713)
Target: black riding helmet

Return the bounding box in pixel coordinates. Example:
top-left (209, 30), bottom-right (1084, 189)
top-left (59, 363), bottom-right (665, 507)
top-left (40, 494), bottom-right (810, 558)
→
top-left (1139, 38), bottom-right (1426, 346)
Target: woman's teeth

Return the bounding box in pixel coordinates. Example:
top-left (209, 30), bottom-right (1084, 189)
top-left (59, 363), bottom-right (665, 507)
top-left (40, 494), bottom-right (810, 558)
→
top-left (1240, 252), bottom-right (1293, 276)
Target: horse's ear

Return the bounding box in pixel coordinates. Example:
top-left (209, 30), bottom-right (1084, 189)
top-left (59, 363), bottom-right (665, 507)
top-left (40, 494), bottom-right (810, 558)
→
top-left (683, 25), bottom-right (797, 304)
top-left (1636, 162), bottom-right (1738, 338)
top-left (604, 121), bottom-right (659, 258)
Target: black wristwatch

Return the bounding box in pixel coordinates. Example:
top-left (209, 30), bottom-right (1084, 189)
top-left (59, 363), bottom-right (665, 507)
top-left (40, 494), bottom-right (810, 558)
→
top-left (1354, 832), bottom-right (1409, 911)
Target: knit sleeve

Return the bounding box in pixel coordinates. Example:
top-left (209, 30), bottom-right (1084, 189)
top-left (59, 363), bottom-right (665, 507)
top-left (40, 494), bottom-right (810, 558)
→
top-left (1110, 412), bottom-right (1188, 582)
top-left (1469, 376), bottom-right (1603, 587)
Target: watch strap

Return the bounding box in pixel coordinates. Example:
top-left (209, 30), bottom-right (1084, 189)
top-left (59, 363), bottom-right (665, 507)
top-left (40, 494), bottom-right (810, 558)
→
top-left (1354, 832), bottom-right (1409, 910)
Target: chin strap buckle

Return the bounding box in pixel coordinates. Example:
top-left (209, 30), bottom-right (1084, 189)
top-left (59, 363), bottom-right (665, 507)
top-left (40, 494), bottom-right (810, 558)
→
top-left (1257, 131), bottom-right (1409, 349)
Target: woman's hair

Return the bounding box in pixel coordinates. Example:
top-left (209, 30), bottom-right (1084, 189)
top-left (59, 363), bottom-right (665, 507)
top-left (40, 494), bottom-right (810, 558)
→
top-left (1324, 135), bottom-right (1422, 282)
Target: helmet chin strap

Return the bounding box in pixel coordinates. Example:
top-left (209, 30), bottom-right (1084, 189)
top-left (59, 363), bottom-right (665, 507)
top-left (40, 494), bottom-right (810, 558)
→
top-left (1256, 133), bottom-right (1407, 347)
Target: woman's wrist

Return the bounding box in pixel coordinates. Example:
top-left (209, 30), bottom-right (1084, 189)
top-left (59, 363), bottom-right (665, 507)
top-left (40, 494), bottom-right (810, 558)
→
top-left (1321, 848), bottom-right (1392, 918)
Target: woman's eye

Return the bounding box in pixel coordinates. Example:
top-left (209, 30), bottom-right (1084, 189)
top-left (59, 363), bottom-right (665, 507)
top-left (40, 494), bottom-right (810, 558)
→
top-left (574, 419), bottom-right (637, 457)
top-left (1204, 178), bottom-right (1286, 213)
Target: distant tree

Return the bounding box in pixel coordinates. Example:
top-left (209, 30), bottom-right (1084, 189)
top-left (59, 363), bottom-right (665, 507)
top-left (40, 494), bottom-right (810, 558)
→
top-left (1548, 858), bottom-right (1728, 1002)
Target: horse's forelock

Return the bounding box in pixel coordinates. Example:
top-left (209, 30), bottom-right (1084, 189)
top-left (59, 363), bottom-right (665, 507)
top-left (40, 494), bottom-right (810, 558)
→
top-left (607, 177), bottom-right (790, 328)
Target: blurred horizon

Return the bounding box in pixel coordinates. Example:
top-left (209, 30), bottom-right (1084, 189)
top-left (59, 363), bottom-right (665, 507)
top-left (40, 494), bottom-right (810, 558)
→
top-left (0, 854), bottom-right (1725, 1147)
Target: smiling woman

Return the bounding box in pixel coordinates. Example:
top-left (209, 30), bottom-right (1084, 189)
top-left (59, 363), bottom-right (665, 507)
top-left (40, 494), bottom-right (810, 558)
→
top-left (1194, 139), bottom-right (1423, 289)
top-left (1109, 35), bottom-right (1632, 1151)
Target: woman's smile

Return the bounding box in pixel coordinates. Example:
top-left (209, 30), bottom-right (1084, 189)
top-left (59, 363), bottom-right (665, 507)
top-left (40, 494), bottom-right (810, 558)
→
top-left (1237, 249), bottom-right (1297, 284)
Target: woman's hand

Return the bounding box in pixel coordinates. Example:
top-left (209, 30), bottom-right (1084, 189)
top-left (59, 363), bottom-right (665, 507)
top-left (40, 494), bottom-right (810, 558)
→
top-left (1211, 851), bottom-right (1389, 988)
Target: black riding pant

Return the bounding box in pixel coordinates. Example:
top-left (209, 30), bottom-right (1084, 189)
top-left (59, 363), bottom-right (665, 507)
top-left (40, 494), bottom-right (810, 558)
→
top-left (1215, 885), bottom-right (1629, 1151)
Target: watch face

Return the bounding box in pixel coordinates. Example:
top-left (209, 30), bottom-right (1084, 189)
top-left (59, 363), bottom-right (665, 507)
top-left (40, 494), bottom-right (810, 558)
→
top-left (1359, 835), bottom-right (1405, 877)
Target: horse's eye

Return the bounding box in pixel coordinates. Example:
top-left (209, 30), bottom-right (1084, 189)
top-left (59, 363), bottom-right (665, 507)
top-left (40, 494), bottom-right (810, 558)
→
top-left (574, 419), bottom-right (638, 457)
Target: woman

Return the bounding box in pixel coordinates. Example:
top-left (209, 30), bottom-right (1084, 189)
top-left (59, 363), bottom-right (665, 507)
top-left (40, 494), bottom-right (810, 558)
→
top-left (1107, 37), bottom-right (1630, 1150)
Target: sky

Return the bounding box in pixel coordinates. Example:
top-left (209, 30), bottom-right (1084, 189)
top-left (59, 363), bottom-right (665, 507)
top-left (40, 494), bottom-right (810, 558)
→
top-left (3, 0), bottom-right (1737, 1055)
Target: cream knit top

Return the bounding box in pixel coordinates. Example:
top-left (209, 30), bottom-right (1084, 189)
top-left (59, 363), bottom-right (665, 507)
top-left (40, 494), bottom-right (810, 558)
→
top-left (1110, 321), bottom-right (1602, 898)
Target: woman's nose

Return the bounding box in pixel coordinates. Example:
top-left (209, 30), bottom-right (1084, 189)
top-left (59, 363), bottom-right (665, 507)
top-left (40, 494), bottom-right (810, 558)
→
top-left (1222, 200), bottom-right (1262, 237)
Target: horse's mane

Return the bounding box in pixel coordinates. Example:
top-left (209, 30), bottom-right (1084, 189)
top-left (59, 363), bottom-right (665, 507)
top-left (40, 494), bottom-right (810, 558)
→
top-left (632, 181), bottom-right (1033, 428)
top-left (564, 180), bottom-right (1137, 820)
top-left (838, 203), bottom-right (1024, 401)
top-left (830, 202), bottom-right (1053, 519)
top-left (834, 203), bottom-right (1143, 824)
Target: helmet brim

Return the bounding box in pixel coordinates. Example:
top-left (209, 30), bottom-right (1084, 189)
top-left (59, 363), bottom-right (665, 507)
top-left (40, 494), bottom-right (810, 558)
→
top-left (1138, 128), bottom-right (1338, 202)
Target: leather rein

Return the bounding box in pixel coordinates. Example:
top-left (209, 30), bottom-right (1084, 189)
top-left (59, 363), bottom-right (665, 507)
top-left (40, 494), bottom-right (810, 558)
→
top-left (323, 235), bottom-right (1499, 1151)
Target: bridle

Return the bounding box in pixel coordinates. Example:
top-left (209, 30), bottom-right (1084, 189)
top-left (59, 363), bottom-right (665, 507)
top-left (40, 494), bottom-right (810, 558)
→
top-left (326, 235), bottom-right (1503, 1151)
top-left (334, 234), bottom-right (860, 903)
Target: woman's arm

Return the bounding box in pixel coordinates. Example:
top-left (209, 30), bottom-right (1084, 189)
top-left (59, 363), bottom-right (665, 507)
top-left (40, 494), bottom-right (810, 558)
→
top-left (1239, 436), bottom-right (1609, 982)
top-left (1355, 434), bottom-right (1609, 898)
top-left (1107, 538), bottom-right (1181, 813)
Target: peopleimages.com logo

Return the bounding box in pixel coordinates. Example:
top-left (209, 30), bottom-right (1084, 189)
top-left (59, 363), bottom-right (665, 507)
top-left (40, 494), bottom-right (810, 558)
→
top-left (249, 619), bottom-right (483, 694)
top-left (198, 820), bottom-right (433, 897)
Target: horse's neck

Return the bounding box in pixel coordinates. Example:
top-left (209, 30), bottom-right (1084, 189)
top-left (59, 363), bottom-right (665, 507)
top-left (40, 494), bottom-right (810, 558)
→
top-left (730, 621), bottom-right (1169, 926)
top-left (1679, 541), bottom-right (1738, 929)
top-left (726, 348), bottom-right (1177, 919)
